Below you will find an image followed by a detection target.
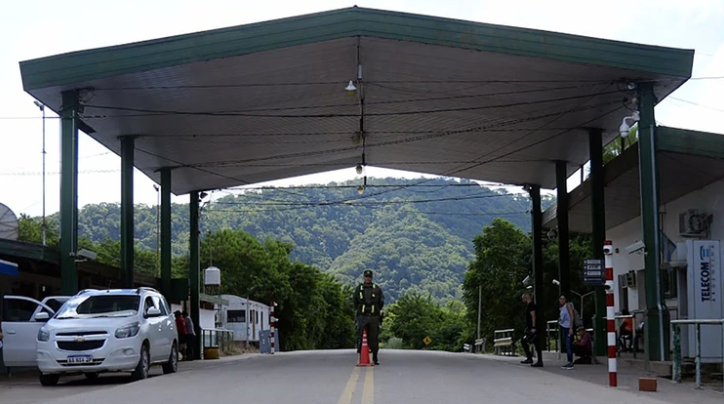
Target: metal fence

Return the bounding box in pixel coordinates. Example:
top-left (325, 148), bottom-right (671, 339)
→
top-left (671, 319), bottom-right (724, 392)
top-left (201, 328), bottom-right (235, 356)
top-left (614, 314), bottom-right (638, 359)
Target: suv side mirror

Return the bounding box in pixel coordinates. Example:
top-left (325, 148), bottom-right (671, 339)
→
top-left (35, 312), bottom-right (50, 322)
top-left (146, 307), bottom-right (162, 317)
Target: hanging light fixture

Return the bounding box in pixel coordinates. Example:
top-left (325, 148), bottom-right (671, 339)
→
top-left (351, 132), bottom-right (361, 146)
top-left (356, 175), bottom-right (367, 195)
top-left (345, 80), bottom-right (357, 97)
top-left (356, 163), bottom-right (364, 175)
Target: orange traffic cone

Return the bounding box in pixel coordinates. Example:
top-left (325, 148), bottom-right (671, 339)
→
top-left (357, 330), bottom-right (373, 367)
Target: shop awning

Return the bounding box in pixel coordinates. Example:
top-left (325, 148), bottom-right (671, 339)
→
top-left (0, 258), bottom-right (19, 277)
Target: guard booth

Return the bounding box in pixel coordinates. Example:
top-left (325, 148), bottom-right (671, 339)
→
top-left (259, 330), bottom-right (280, 354)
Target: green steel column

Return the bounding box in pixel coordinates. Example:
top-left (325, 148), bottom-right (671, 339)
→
top-left (160, 169), bottom-right (172, 299)
top-left (189, 191), bottom-right (201, 359)
top-left (59, 91), bottom-right (80, 295)
top-left (530, 185), bottom-right (545, 336)
top-left (589, 128), bottom-right (607, 356)
top-left (555, 161), bottom-right (571, 301)
top-left (120, 136), bottom-right (136, 288)
top-left (638, 81), bottom-right (669, 362)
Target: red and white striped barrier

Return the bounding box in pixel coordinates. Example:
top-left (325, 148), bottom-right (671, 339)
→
top-left (604, 240), bottom-right (616, 387)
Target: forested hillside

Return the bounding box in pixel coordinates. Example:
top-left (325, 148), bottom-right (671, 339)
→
top-left (19, 177), bottom-right (554, 303)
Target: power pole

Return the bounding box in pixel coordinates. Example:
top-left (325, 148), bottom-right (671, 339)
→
top-left (477, 284), bottom-right (482, 340)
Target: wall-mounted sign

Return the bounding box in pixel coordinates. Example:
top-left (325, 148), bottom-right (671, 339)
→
top-left (583, 258), bottom-right (605, 286)
top-left (687, 240), bottom-right (722, 361)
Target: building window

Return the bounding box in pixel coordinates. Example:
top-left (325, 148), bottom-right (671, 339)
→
top-left (227, 310), bottom-right (246, 323)
top-left (662, 268), bottom-right (678, 299)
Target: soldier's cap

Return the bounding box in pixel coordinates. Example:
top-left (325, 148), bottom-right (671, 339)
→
top-left (363, 270), bottom-right (373, 277)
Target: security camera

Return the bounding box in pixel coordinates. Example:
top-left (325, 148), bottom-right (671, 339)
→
top-left (552, 279), bottom-right (560, 286)
top-left (603, 244), bottom-right (614, 255)
top-left (72, 248), bottom-right (98, 262)
top-left (625, 240), bottom-right (645, 255)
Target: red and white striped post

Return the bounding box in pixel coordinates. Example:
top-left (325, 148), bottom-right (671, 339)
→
top-left (604, 240), bottom-right (617, 387)
top-left (270, 301), bottom-right (276, 355)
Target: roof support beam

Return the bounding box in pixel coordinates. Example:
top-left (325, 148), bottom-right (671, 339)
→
top-left (530, 184), bottom-right (545, 347)
top-left (59, 90), bottom-right (80, 295)
top-left (160, 168), bottom-right (172, 299)
top-left (120, 135), bottom-right (136, 288)
top-left (556, 160), bottom-right (571, 305)
top-left (589, 127), bottom-right (607, 356)
top-left (189, 191), bottom-right (201, 360)
top-left (638, 81), bottom-right (670, 362)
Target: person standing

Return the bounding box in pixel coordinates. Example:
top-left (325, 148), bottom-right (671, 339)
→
top-left (354, 269), bottom-right (385, 365)
top-left (520, 293), bottom-right (543, 367)
top-left (183, 311), bottom-right (196, 361)
top-left (558, 295), bottom-right (575, 370)
top-left (174, 311), bottom-right (187, 360)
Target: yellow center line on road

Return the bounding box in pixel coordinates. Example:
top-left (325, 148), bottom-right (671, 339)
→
top-left (361, 367), bottom-right (374, 404)
top-left (336, 366), bottom-right (361, 404)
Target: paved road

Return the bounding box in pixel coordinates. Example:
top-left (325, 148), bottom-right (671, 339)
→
top-left (0, 350), bottom-right (705, 404)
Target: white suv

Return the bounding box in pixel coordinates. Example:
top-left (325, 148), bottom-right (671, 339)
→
top-left (35, 287), bottom-right (179, 386)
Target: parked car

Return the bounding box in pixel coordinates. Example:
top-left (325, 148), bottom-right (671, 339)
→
top-left (1, 295), bottom-right (71, 368)
top-left (34, 287), bottom-right (178, 386)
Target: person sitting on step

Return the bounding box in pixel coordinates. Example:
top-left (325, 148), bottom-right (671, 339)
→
top-left (572, 326), bottom-right (592, 365)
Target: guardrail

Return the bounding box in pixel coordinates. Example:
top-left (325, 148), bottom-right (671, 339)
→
top-left (671, 319), bottom-right (724, 391)
top-left (546, 320), bottom-right (560, 360)
top-left (493, 329), bottom-right (515, 356)
top-left (201, 328), bottom-right (235, 356)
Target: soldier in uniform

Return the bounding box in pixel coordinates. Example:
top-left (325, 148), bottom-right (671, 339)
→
top-left (354, 269), bottom-right (385, 365)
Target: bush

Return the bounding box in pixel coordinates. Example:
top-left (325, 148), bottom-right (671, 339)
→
top-left (384, 337), bottom-right (404, 349)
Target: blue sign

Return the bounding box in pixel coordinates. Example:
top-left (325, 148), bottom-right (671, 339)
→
top-left (0, 259), bottom-right (19, 277)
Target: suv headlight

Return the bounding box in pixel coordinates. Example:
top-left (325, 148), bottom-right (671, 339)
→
top-left (37, 327), bottom-right (50, 342)
top-left (115, 322), bottom-right (141, 339)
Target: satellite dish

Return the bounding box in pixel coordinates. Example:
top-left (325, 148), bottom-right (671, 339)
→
top-left (0, 203), bottom-right (19, 241)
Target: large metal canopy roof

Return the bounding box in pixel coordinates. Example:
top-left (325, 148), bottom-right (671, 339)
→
top-left (542, 127), bottom-right (724, 233)
top-left (19, 7), bottom-right (694, 195)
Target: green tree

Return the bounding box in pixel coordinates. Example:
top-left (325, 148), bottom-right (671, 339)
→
top-left (461, 218), bottom-right (530, 344)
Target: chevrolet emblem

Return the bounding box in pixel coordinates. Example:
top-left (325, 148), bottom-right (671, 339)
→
top-left (75, 336), bottom-right (85, 342)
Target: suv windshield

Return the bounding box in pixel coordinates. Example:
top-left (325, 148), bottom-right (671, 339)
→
top-left (55, 295), bottom-right (141, 319)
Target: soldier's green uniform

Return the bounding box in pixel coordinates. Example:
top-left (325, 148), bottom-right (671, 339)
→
top-left (354, 269), bottom-right (384, 365)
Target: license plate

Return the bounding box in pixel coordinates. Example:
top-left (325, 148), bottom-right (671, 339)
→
top-left (67, 355), bottom-right (93, 364)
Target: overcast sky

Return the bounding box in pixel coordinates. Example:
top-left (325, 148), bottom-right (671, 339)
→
top-left (1, 0), bottom-right (722, 219)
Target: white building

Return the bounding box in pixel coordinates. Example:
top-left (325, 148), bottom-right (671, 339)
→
top-left (170, 294), bottom-right (271, 344)
top-left (543, 126), bottom-right (724, 361)
top-left (217, 294), bottom-right (271, 343)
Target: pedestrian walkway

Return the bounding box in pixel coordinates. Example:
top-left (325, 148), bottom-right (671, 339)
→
top-left (478, 352), bottom-right (723, 404)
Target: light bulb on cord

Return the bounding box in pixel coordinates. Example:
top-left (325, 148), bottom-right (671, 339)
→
top-left (356, 164), bottom-right (363, 175)
top-left (357, 185), bottom-right (364, 195)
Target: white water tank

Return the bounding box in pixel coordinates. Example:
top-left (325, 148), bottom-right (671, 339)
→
top-left (204, 266), bottom-right (221, 285)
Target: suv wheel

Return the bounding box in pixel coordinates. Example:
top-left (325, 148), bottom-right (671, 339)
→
top-left (39, 373), bottom-right (59, 386)
top-left (162, 343), bottom-right (178, 374)
top-left (131, 343), bottom-right (150, 381)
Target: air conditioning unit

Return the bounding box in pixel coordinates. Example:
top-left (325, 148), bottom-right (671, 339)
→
top-left (679, 209), bottom-right (709, 238)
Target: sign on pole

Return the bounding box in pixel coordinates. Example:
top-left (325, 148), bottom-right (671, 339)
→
top-left (583, 258), bottom-right (605, 286)
top-left (423, 336), bottom-right (432, 346)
